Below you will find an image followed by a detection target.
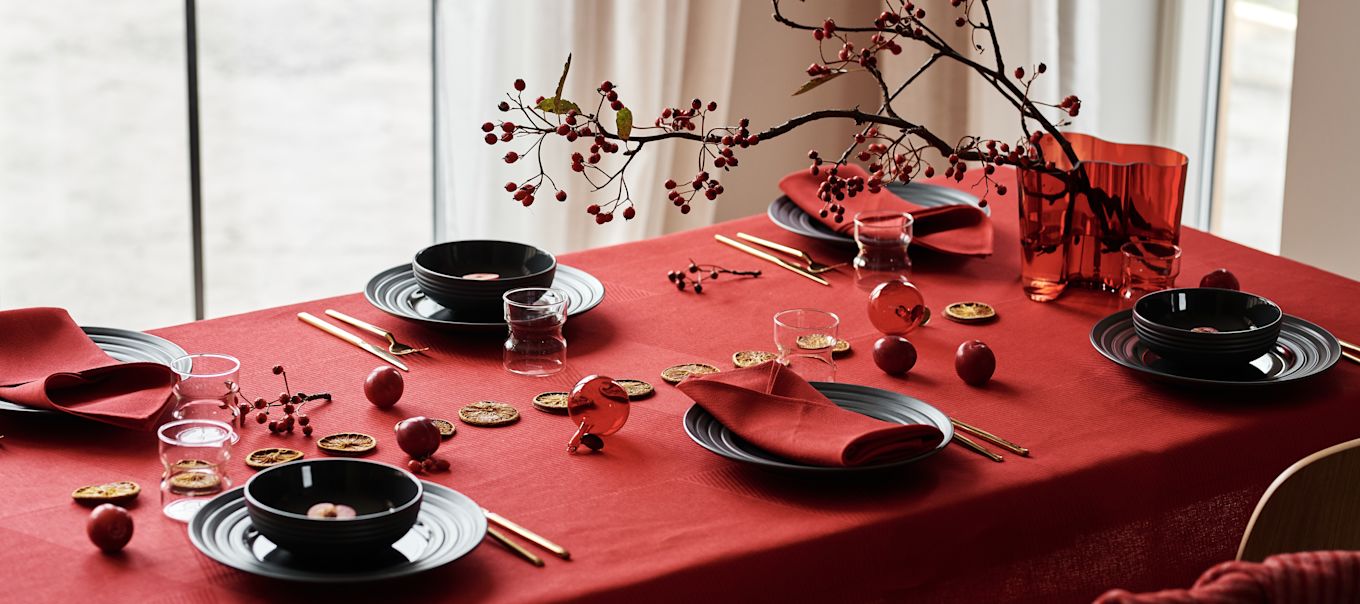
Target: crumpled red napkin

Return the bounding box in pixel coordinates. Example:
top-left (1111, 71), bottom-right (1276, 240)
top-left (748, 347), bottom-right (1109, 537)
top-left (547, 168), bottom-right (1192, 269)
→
top-left (676, 361), bottom-right (944, 467)
top-left (779, 163), bottom-right (994, 257)
top-left (1095, 550), bottom-right (1360, 604)
top-left (0, 308), bottom-right (178, 430)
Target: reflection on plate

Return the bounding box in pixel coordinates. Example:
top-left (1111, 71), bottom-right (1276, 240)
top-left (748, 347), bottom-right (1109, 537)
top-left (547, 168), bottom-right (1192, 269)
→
top-left (682, 382), bottom-right (953, 472)
top-left (188, 482), bottom-right (486, 583)
top-left (1090, 310), bottom-right (1340, 387)
top-left (767, 182), bottom-right (988, 245)
top-left (0, 327), bottom-right (186, 414)
top-left (365, 264), bottom-right (605, 333)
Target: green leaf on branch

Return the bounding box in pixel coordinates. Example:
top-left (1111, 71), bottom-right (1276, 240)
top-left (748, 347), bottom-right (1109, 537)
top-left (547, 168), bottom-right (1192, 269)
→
top-left (555, 53), bottom-right (571, 103)
top-left (537, 97), bottom-right (580, 114)
top-left (616, 107), bottom-right (633, 140)
top-left (793, 70), bottom-right (847, 96)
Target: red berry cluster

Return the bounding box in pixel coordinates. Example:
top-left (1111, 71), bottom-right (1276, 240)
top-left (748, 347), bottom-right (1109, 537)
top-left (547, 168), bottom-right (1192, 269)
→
top-left (236, 365), bottom-right (330, 437)
top-left (666, 259), bottom-right (761, 293)
top-left (407, 456), bottom-right (450, 475)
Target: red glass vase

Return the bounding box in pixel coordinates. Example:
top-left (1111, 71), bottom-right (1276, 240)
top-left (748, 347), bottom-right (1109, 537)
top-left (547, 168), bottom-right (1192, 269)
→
top-left (1017, 133), bottom-right (1188, 299)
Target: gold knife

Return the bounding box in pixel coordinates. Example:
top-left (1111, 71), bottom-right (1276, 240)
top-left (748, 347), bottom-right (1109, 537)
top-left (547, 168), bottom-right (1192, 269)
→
top-left (951, 432), bottom-right (1004, 462)
top-left (951, 418), bottom-right (1029, 457)
top-left (297, 312), bottom-right (409, 371)
top-left (486, 526), bottom-right (545, 567)
top-left (714, 234), bottom-right (830, 286)
top-left (483, 508), bottom-right (571, 560)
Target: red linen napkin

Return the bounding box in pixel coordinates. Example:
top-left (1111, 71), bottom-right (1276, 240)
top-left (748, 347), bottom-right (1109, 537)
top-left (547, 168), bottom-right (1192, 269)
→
top-left (676, 361), bottom-right (944, 467)
top-left (778, 164), bottom-right (994, 256)
top-left (0, 308), bottom-right (178, 430)
top-left (1095, 550), bottom-right (1360, 604)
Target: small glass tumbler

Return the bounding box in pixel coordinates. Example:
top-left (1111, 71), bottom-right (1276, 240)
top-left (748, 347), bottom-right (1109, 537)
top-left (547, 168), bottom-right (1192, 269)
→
top-left (169, 353), bottom-right (240, 424)
top-left (773, 309), bottom-right (840, 382)
top-left (503, 287), bottom-right (569, 376)
top-left (1119, 241), bottom-right (1182, 306)
top-left (158, 419), bottom-right (237, 522)
top-left (853, 211), bottom-right (914, 291)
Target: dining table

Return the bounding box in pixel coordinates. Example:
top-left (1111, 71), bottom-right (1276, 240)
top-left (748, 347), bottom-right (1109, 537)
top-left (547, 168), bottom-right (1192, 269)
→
top-left (3, 168), bottom-right (1358, 603)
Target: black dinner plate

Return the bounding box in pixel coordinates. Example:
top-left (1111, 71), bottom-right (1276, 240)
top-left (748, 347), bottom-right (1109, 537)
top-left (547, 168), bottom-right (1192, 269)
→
top-left (188, 481), bottom-right (486, 583)
top-left (0, 326), bottom-right (187, 414)
top-left (682, 382), bottom-right (953, 473)
top-left (767, 181), bottom-right (989, 245)
top-left (1090, 310), bottom-right (1341, 386)
top-left (364, 263), bottom-right (605, 333)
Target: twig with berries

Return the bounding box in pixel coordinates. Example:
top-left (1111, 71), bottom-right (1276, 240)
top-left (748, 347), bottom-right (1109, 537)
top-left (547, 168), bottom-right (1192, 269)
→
top-left (666, 259), bottom-right (762, 293)
top-left (234, 365), bottom-right (332, 437)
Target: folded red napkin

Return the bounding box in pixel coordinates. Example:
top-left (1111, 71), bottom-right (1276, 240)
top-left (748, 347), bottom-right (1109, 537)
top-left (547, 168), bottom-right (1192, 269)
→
top-left (676, 361), bottom-right (944, 467)
top-left (1095, 550), bottom-right (1360, 604)
top-left (0, 308), bottom-right (178, 430)
top-left (778, 164), bottom-right (994, 256)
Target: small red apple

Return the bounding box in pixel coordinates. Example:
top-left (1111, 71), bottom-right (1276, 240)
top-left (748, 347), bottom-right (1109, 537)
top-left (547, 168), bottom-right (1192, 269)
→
top-left (1200, 268), bottom-right (1240, 291)
top-left (395, 416), bottom-right (441, 460)
top-left (955, 340), bottom-right (996, 386)
top-left (872, 336), bottom-right (918, 375)
top-left (364, 366), bottom-right (404, 408)
top-left (87, 504), bottom-right (133, 553)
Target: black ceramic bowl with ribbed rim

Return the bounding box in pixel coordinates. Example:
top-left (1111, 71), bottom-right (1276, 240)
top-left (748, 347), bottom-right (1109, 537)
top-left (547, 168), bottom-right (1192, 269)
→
top-left (1133, 288), bottom-right (1282, 364)
top-left (411, 240), bottom-right (556, 313)
top-left (244, 458), bottom-right (423, 557)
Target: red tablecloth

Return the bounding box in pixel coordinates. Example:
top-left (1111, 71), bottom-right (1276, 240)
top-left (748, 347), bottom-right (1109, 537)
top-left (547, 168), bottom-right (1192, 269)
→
top-left (3, 172), bottom-right (1359, 603)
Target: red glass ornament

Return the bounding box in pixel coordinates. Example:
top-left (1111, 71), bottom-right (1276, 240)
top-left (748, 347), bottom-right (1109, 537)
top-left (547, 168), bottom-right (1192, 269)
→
top-left (867, 280), bottom-right (927, 335)
top-left (566, 375), bottom-right (630, 453)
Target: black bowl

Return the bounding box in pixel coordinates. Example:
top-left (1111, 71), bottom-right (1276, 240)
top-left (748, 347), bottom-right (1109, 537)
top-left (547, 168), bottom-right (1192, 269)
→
top-left (412, 240), bottom-right (556, 313)
top-left (244, 458), bottom-right (423, 557)
top-left (1133, 288), bottom-right (1283, 365)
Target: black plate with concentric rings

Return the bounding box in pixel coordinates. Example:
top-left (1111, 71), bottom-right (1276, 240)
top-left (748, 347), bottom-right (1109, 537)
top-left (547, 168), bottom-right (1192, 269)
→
top-left (364, 264), bottom-right (605, 333)
top-left (0, 327), bottom-right (187, 414)
top-left (188, 481), bottom-right (486, 583)
top-left (682, 382), bottom-right (953, 473)
top-left (1090, 310), bottom-right (1340, 387)
top-left (767, 181), bottom-right (989, 245)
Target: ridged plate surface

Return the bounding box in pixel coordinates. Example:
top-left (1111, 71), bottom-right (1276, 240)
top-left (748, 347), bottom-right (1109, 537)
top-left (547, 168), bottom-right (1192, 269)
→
top-left (767, 182), bottom-right (988, 245)
top-left (365, 264), bottom-right (604, 333)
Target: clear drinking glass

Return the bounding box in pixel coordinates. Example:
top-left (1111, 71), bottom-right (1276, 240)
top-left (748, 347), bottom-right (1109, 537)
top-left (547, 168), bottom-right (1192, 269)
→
top-left (773, 309), bottom-right (839, 382)
top-left (1119, 241), bottom-right (1182, 307)
top-left (170, 353), bottom-right (241, 424)
top-left (503, 287), bottom-right (568, 376)
top-left (853, 211), bottom-right (914, 291)
top-left (158, 419), bottom-right (237, 522)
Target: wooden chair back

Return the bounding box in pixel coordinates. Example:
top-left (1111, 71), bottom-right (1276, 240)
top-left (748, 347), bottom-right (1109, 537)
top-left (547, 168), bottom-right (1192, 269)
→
top-left (1238, 437), bottom-right (1360, 562)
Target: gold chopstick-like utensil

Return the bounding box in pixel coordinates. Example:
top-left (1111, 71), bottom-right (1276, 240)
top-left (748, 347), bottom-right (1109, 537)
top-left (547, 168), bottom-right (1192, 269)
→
top-left (324, 309), bottom-right (429, 356)
top-left (952, 432), bottom-right (1003, 463)
top-left (297, 312), bottom-right (409, 371)
top-left (714, 234), bottom-right (830, 286)
top-left (1343, 351), bottom-right (1360, 365)
top-left (735, 232), bottom-right (845, 274)
top-left (486, 526), bottom-right (544, 567)
top-left (483, 508), bottom-right (571, 560)
top-left (951, 419), bottom-right (1029, 457)
top-left (1340, 339), bottom-right (1360, 354)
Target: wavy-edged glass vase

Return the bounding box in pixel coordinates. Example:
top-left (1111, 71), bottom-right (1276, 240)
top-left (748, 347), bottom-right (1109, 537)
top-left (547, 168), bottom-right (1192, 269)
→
top-left (1017, 133), bottom-right (1188, 301)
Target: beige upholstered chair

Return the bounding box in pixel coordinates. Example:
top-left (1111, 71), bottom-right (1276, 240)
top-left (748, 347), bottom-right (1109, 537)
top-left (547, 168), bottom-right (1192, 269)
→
top-left (1237, 437), bottom-right (1360, 562)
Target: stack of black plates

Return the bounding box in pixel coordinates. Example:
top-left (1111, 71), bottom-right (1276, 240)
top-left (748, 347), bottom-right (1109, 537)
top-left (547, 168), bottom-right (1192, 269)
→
top-left (365, 264), bottom-right (605, 333)
top-left (1090, 310), bottom-right (1340, 386)
top-left (767, 182), bottom-right (988, 245)
top-left (0, 327), bottom-right (186, 414)
top-left (189, 481), bottom-right (486, 582)
top-left (682, 382), bottom-right (953, 472)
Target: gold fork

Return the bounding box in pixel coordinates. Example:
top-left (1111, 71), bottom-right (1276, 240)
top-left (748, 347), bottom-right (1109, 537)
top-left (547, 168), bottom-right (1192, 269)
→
top-left (324, 310), bottom-right (429, 356)
top-left (736, 232), bottom-right (845, 274)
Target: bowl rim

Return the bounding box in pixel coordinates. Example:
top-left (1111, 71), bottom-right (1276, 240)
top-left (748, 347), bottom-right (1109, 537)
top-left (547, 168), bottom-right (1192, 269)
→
top-left (412, 240), bottom-right (557, 283)
top-left (243, 458), bottom-right (424, 522)
top-left (1132, 288), bottom-right (1283, 336)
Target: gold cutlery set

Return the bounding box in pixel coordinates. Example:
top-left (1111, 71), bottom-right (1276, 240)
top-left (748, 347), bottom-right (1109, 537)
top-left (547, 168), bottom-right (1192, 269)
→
top-left (296, 310), bottom-right (428, 371)
top-left (1342, 339), bottom-right (1360, 365)
top-left (714, 232), bottom-right (843, 285)
top-left (483, 508), bottom-right (571, 566)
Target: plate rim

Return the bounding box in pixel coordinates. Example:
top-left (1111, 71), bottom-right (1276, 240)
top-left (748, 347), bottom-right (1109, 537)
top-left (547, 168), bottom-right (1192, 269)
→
top-left (767, 181), bottom-right (990, 245)
top-left (364, 263), bottom-right (605, 330)
top-left (681, 381), bottom-right (954, 472)
top-left (187, 481), bottom-right (487, 583)
top-left (1089, 309), bottom-right (1341, 387)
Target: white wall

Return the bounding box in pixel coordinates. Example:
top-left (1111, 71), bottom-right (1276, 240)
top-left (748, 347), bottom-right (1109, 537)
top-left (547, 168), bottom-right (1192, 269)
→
top-left (1280, 0), bottom-right (1360, 279)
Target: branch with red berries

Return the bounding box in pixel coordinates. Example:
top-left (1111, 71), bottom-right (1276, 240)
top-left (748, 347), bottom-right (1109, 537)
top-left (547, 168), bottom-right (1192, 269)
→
top-left (482, 0), bottom-right (1087, 225)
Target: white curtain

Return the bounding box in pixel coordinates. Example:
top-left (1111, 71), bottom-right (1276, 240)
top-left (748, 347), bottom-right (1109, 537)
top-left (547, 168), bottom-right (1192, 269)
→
top-left (435, 0), bottom-right (740, 255)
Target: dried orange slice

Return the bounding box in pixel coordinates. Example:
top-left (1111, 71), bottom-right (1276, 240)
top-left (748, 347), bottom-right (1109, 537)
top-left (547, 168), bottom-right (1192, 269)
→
top-left (173, 459), bottom-right (213, 472)
top-left (317, 433), bottom-right (377, 456)
top-left (430, 418), bottom-right (457, 439)
top-left (72, 481), bottom-right (141, 507)
top-left (795, 333), bottom-right (837, 350)
top-left (458, 401), bottom-right (520, 427)
top-left (244, 448), bottom-right (304, 469)
top-left (732, 350), bottom-right (777, 368)
top-left (945, 301), bottom-right (997, 323)
top-left (168, 471), bottom-right (221, 494)
top-left (661, 363), bottom-right (720, 384)
top-left (832, 339), bottom-right (852, 356)
top-left (615, 379), bottom-right (654, 399)
top-left (532, 392), bottom-right (570, 415)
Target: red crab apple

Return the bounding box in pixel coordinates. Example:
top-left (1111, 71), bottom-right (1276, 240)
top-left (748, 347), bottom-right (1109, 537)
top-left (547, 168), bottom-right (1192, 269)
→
top-left (395, 416), bottom-right (441, 460)
top-left (87, 504), bottom-right (133, 553)
top-left (873, 336), bottom-right (918, 375)
top-left (955, 340), bottom-right (996, 386)
top-left (364, 366), bottom-right (404, 408)
top-left (1200, 268), bottom-right (1240, 291)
